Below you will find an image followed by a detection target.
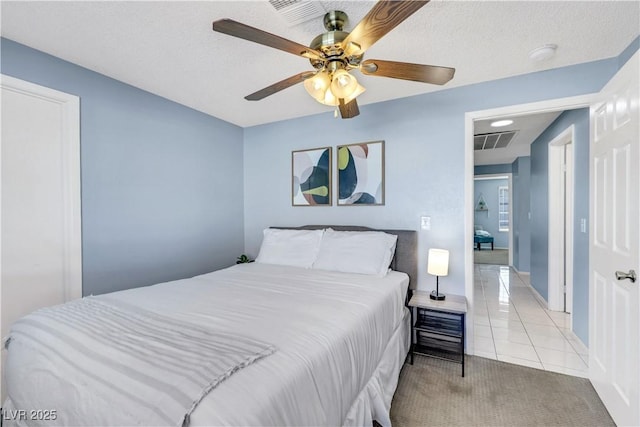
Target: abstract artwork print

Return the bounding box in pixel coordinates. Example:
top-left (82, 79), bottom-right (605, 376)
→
top-left (292, 147), bottom-right (332, 206)
top-left (338, 141), bottom-right (384, 205)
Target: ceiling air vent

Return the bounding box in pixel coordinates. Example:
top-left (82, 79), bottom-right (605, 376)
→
top-left (268, 0), bottom-right (327, 27)
top-left (474, 131), bottom-right (517, 150)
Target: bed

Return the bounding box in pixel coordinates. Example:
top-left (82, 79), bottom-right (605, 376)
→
top-left (2, 225), bottom-right (416, 427)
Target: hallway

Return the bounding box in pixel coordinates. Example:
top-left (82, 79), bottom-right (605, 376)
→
top-left (473, 264), bottom-right (589, 377)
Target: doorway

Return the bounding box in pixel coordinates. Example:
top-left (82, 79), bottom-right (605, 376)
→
top-left (466, 100), bottom-right (593, 378)
top-left (463, 94), bottom-right (593, 356)
top-left (473, 174), bottom-right (512, 266)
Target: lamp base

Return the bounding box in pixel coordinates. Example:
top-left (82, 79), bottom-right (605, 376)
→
top-left (430, 290), bottom-right (446, 301)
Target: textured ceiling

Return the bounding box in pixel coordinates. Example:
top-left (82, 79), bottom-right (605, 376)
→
top-left (1, 1), bottom-right (639, 128)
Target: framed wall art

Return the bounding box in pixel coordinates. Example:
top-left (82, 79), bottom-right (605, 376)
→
top-left (337, 140), bottom-right (385, 206)
top-left (291, 147), bottom-right (332, 206)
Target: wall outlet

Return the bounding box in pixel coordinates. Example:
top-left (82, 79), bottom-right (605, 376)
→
top-left (421, 216), bottom-right (431, 230)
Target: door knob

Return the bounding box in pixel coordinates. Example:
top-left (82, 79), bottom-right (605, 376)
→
top-left (615, 269), bottom-right (636, 283)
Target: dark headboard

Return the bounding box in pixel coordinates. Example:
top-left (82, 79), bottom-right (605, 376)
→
top-left (272, 225), bottom-right (417, 289)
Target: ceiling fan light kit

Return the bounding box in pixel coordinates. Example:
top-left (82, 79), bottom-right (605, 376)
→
top-left (212, 1), bottom-right (455, 119)
top-left (304, 70), bottom-right (366, 107)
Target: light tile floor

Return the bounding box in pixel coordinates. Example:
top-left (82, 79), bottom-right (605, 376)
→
top-left (473, 264), bottom-right (589, 378)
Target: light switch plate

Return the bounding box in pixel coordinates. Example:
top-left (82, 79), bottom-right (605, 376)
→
top-left (421, 216), bottom-right (431, 230)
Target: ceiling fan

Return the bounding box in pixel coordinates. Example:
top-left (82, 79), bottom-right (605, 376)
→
top-left (212, 0), bottom-right (455, 119)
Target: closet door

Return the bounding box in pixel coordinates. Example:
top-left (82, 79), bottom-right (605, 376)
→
top-left (1, 75), bottom-right (81, 399)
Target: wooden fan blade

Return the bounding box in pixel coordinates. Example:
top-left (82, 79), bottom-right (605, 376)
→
top-left (339, 98), bottom-right (360, 119)
top-left (245, 71), bottom-right (316, 101)
top-left (361, 59), bottom-right (455, 85)
top-left (212, 19), bottom-right (324, 61)
top-left (342, 1), bottom-right (429, 55)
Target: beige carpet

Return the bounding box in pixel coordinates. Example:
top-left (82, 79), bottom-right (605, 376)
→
top-left (474, 249), bottom-right (508, 265)
top-left (390, 355), bottom-right (614, 427)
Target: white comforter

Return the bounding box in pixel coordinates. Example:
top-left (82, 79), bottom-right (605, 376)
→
top-left (5, 263), bottom-right (410, 426)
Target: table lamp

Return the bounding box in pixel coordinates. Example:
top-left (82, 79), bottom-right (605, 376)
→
top-left (428, 248), bottom-right (449, 300)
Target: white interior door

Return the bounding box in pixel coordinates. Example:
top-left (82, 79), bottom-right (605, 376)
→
top-left (589, 51), bottom-right (639, 427)
top-left (0, 75), bottom-right (82, 401)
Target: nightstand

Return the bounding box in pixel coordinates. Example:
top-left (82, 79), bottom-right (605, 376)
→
top-left (408, 292), bottom-right (467, 377)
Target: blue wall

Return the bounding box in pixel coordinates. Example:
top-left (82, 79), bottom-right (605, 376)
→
top-left (242, 57), bottom-right (619, 295)
top-left (511, 157), bottom-right (531, 273)
top-left (619, 36), bottom-right (640, 68)
top-left (1, 38), bottom-right (245, 296)
top-left (473, 158), bottom-right (532, 273)
top-left (3, 34), bottom-right (635, 343)
top-left (529, 108), bottom-right (590, 344)
top-left (474, 164), bottom-right (512, 175)
top-left (474, 178), bottom-right (509, 248)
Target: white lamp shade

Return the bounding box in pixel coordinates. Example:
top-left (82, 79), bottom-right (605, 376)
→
top-left (427, 248), bottom-right (449, 276)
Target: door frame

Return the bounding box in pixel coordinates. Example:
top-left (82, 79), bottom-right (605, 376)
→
top-left (548, 126), bottom-right (575, 316)
top-left (0, 74), bottom-right (82, 300)
top-left (464, 94), bottom-right (594, 355)
top-left (473, 173), bottom-right (514, 266)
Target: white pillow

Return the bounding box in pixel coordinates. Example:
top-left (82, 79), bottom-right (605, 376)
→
top-left (255, 228), bottom-right (324, 268)
top-left (312, 229), bottom-right (398, 276)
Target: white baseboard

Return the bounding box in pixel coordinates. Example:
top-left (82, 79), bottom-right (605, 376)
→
top-left (562, 328), bottom-right (589, 353)
top-left (528, 282), bottom-right (548, 308)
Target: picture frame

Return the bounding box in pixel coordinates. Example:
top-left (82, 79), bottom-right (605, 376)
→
top-left (337, 140), bottom-right (385, 206)
top-left (291, 146), bottom-right (332, 206)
